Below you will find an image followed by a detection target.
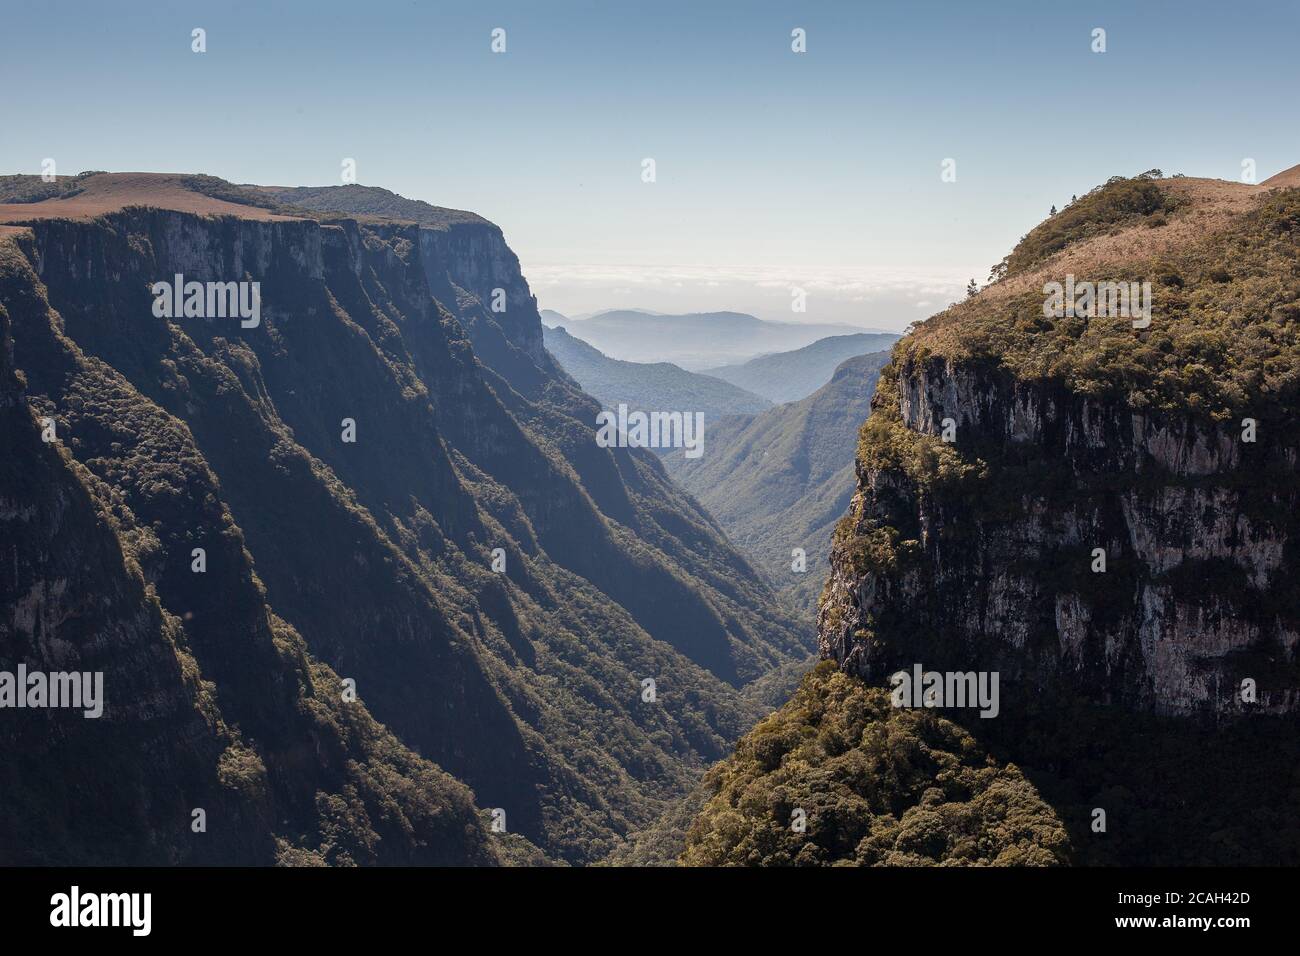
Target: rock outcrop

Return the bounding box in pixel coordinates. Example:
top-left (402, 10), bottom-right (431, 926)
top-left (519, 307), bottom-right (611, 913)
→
top-left (819, 173), bottom-right (1300, 717)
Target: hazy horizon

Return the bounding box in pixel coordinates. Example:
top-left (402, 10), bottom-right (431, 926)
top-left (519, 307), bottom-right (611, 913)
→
top-left (539, 303), bottom-right (898, 331)
top-left (530, 264), bottom-right (963, 332)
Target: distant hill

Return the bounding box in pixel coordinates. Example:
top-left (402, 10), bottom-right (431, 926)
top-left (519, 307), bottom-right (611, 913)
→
top-left (544, 308), bottom-right (876, 369)
top-left (543, 326), bottom-right (771, 436)
top-left (662, 351), bottom-right (892, 619)
top-left (701, 332), bottom-right (900, 404)
top-left (257, 183), bottom-right (489, 229)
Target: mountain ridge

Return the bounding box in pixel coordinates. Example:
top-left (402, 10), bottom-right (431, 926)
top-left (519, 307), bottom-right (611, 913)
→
top-left (700, 332), bottom-right (900, 404)
top-left (542, 324), bottom-right (772, 433)
top-left (542, 306), bottom-right (877, 369)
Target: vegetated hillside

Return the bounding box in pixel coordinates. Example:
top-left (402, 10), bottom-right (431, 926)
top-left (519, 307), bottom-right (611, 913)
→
top-left (0, 172), bottom-right (96, 204)
top-left (682, 663), bottom-right (1069, 866)
top-left (600, 653), bottom-right (821, 866)
top-left (0, 248), bottom-right (501, 867)
top-left (0, 173), bottom-right (809, 865)
top-left (701, 332), bottom-right (900, 404)
top-left (542, 325), bottom-right (772, 432)
top-left (663, 352), bottom-right (892, 619)
top-left (687, 167), bottom-right (1300, 865)
top-left (545, 308), bottom-right (870, 370)
top-left (258, 184), bottom-right (490, 228)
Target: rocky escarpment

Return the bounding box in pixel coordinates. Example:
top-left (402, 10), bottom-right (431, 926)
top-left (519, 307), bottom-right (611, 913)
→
top-left (819, 174), bottom-right (1300, 718)
top-left (0, 249), bottom-right (499, 866)
top-left (0, 173), bottom-right (807, 864)
top-left (684, 171), bottom-right (1300, 867)
top-left (262, 184), bottom-right (546, 366)
top-left (820, 358), bottom-right (1299, 715)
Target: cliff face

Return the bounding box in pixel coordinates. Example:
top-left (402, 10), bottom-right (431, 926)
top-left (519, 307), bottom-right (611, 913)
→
top-left (819, 174), bottom-right (1300, 718)
top-left (418, 220), bottom-right (546, 364)
top-left (684, 171), bottom-right (1300, 867)
top-left (262, 183), bottom-right (546, 365)
top-left (0, 242), bottom-right (498, 866)
top-left (820, 359), bottom-right (1299, 715)
top-left (0, 174), bottom-right (807, 864)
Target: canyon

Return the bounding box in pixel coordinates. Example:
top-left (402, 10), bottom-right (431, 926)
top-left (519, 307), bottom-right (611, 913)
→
top-left (0, 173), bottom-right (807, 865)
top-left (4, 166), bottom-right (1299, 868)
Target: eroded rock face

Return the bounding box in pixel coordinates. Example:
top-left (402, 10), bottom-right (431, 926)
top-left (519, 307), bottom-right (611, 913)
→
top-left (417, 223), bottom-right (544, 364)
top-left (0, 190), bottom-right (807, 863)
top-left (819, 355), bottom-right (1300, 716)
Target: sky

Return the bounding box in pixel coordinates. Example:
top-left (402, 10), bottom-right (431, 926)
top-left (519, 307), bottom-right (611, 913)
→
top-left (2, 0), bottom-right (1297, 332)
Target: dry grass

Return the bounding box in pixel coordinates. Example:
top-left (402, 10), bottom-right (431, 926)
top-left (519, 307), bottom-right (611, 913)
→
top-left (899, 169), bottom-right (1300, 419)
top-left (0, 172), bottom-right (300, 224)
top-left (1262, 162), bottom-right (1300, 188)
top-left (979, 176), bottom-right (1270, 306)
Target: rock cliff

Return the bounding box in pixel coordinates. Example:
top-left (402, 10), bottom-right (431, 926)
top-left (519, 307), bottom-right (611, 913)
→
top-left (0, 174), bottom-right (807, 864)
top-left (685, 170), bottom-right (1300, 866)
top-left (820, 171), bottom-right (1300, 716)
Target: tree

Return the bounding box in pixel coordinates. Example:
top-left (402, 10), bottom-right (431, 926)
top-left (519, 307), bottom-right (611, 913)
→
top-left (965, 278), bottom-right (979, 298)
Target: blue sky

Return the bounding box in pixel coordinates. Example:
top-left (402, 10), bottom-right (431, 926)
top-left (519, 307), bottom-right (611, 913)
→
top-left (3, 0), bottom-right (1297, 330)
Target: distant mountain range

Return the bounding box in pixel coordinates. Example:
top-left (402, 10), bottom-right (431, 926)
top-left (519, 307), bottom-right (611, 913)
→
top-left (701, 332), bottom-right (900, 404)
top-left (542, 319), bottom-right (894, 619)
top-left (662, 352), bottom-right (893, 619)
top-left (541, 308), bottom-right (885, 370)
top-left (543, 326), bottom-right (771, 433)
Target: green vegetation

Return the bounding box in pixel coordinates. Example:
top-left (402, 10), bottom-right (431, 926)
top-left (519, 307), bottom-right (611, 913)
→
top-left (179, 174), bottom-right (306, 216)
top-left (682, 663), bottom-right (1070, 866)
top-left (259, 183), bottom-right (490, 229)
top-left (903, 182), bottom-right (1300, 421)
top-left (995, 170), bottom-right (1178, 278)
top-left (0, 173), bottom-right (88, 204)
top-left (663, 352), bottom-right (892, 619)
top-left (855, 384), bottom-right (986, 491)
top-left (682, 663), bottom-right (1300, 867)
